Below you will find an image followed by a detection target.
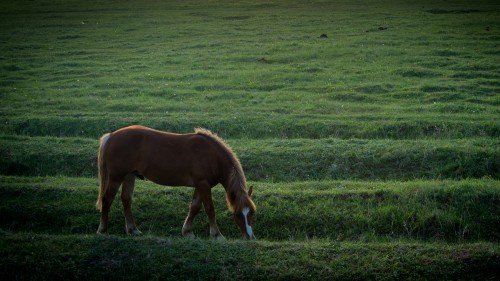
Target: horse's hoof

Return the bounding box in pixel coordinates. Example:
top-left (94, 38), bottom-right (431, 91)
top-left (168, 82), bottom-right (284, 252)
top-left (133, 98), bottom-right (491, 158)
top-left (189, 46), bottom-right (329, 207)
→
top-left (215, 234), bottom-right (226, 241)
top-left (129, 229), bottom-right (142, 235)
top-left (183, 231), bottom-right (196, 239)
top-left (96, 228), bottom-right (108, 235)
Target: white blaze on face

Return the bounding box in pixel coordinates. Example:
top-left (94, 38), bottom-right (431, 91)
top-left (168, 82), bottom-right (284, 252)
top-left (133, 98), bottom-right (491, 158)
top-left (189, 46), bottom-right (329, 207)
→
top-left (242, 207), bottom-right (253, 238)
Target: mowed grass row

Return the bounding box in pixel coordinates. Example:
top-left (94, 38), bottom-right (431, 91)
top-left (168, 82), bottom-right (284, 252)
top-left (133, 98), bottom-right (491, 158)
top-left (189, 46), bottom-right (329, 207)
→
top-left (1, 232), bottom-right (498, 281)
top-left (2, 113), bottom-right (499, 140)
top-left (1, 176), bottom-right (499, 242)
top-left (1, 135), bottom-right (498, 180)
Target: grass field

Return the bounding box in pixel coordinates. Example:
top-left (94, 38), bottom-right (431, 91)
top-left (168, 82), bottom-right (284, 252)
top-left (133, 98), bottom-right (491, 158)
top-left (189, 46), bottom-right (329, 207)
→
top-left (1, 0), bottom-right (499, 280)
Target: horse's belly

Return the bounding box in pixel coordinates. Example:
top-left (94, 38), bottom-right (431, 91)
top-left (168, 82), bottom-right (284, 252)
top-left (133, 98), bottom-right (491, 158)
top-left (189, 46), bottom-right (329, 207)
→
top-left (150, 176), bottom-right (195, 187)
top-left (140, 166), bottom-right (196, 187)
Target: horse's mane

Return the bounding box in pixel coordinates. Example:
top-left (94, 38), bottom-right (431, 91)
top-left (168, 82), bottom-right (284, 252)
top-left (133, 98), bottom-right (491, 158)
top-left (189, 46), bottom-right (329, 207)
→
top-left (194, 128), bottom-right (256, 213)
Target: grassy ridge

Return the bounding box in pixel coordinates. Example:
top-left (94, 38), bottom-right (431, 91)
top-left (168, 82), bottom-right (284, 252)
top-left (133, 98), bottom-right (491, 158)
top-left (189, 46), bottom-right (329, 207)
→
top-left (2, 113), bottom-right (499, 139)
top-left (1, 135), bottom-right (498, 180)
top-left (1, 233), bottom-right (498, 281)
top-left (1, 176), bottom-right (499, 242)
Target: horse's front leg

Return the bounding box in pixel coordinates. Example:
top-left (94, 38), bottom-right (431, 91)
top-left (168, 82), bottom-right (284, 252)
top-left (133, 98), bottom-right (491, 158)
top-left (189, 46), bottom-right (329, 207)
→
top-left (182, 189), bottom-right (202, 238)
top-left (197, 182), bottom-right (225, 240)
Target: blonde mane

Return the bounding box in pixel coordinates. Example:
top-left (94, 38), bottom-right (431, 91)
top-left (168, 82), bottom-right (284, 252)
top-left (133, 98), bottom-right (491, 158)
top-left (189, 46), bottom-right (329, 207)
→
top-left (194, 128), bottom-right (256, 213)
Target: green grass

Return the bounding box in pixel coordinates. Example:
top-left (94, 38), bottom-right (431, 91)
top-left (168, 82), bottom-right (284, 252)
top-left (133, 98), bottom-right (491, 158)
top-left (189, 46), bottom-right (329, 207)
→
top-left (1, 0), bottom-right (499, 279)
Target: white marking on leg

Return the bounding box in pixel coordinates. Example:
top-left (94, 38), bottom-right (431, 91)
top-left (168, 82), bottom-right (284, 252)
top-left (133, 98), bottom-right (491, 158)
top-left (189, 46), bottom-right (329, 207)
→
top-left (182, 217), bottom-right (192, 232)
top-left (242, 207), bottom-right (253, 238)
top-left (182, 217), bottom-right (195, 238)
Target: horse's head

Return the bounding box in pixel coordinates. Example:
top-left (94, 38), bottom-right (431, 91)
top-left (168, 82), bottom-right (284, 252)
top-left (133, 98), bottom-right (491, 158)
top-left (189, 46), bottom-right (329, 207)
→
top-left (233, 186), bottom-right (256, 239)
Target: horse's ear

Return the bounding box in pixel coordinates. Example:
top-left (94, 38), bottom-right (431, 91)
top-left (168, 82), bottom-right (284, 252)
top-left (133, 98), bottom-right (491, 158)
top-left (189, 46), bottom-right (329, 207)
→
top-left (248, 185), bottom-right (254, 197)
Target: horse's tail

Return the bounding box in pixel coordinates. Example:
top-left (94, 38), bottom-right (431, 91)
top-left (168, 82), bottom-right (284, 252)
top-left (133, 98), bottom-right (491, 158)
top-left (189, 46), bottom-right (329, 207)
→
top-left (96, 133), bottom-right (111, 211)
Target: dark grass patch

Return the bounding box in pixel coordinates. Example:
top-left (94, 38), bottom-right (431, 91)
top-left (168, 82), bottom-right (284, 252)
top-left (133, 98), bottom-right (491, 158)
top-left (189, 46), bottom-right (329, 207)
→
top-left (433, 50), bottom-right (461, 57)
top-left (56, 35), bottom-right (84, 40)
top-left (451, 72), bottom-right (500, 80)
top-left (425, 92), bottom-right (466, 102)
top-left (222, 16), bottom-right (252, 21)
top-left (3, 65), bottom-right (22, 71)
top-left (426, 9), bottom-right (481, 14)
top-left (355, 84), bottom-right (394, 94)
top-left (330, 93), bottom-right (376, 102)
top-left (421, 85), bottom-right (456, 93)
top-left (396, 69), bottom-right (440, 78)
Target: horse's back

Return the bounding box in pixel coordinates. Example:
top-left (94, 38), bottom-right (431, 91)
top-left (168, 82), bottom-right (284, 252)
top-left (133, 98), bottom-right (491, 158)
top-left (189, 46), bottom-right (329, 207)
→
top-left (112, 125), bottom-right (178, 141)
top-left (104, 126), bottom-right (222, 186)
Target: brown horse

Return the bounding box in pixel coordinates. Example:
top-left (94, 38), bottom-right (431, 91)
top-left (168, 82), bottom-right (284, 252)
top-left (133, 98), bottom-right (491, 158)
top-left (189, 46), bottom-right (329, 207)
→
top-left (96, 125), bottom-right (256, 239)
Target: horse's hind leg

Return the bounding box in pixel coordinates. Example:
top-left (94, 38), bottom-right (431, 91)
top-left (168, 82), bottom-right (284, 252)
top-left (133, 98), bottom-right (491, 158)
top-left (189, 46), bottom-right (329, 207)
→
top-left (121, 173), bottom-right (141, 235)
top-left (182, 189), bottom-right (202, 238)
top-left (97, 179), bottom-right (121, 234)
